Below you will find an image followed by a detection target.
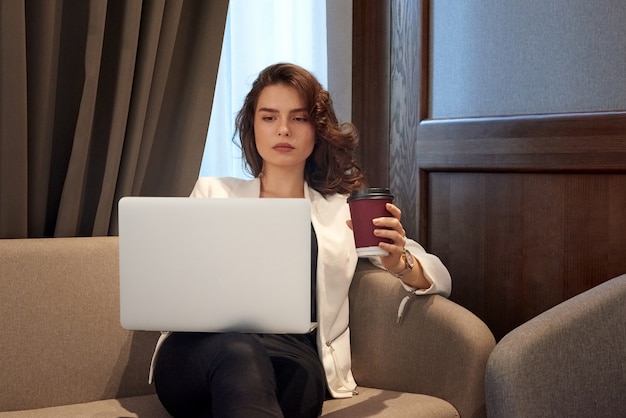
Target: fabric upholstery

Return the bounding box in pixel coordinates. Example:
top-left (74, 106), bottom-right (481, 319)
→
top-left (0, 237), bottom-right (494, 417)
top-left (0, 395), bottom-right (168, 418)
top-left (322, 387), bottom-right (459, 417)
top-left (0, 237), bottom-right (160, 411)
top-left (349, 262), bottom-right (496, 418)
top-left (485, 273), bottom-right (626, 418)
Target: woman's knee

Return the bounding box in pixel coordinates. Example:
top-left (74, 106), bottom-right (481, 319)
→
top-left (212, 334), bottom-right (269, 366)
top-left (154, 333), bottom-right (281, 417)
top-left (208, 334), bottom-right (276, 385)
top-left (155, 333), bottom-right (271, 385)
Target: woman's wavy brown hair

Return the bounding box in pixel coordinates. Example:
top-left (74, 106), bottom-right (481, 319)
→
top-left (234, 63), bottom-right (367, 196)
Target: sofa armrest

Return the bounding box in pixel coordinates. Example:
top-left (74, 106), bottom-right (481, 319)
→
top-left (485, 273), bottom-right (626, 418)
top-left (349, 260), bottom-right (495, 418)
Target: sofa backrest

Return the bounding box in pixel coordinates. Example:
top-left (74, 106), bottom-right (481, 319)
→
top-left (485, 273), bottom-right (626, 418)
top-left (0, 237), bottom-right (159, 412)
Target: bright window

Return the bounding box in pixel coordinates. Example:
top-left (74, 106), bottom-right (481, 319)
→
top-left (200, 0), bottom-right (328, 179)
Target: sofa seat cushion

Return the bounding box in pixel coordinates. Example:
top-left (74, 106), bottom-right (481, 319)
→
top-left (0, 395), bottom-right (169, 418)
top-left (321, 387), bottom-right (459, 417)
top-left (0, 390), bottom-right (458, 418)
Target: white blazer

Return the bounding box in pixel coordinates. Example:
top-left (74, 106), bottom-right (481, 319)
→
top-left (149, 177), bottom-right (452, 398)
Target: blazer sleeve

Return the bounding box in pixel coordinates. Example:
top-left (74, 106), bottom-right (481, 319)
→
top-left (368, 238), bottom-right (452, 298)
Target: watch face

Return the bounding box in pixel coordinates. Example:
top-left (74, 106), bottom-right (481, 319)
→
top-left (405, 250), bottom-right (415, 269)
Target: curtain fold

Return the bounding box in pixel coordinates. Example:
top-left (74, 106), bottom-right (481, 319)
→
top-left (0, 0), bottom-right (228, 238)
top-left (1, 0), bottom-right (29, 238)
top-left (25, 0), bottom-right (63, 237)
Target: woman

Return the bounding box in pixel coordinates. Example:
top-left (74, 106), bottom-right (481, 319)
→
top-left (152, 63), bottom-right (451, 417)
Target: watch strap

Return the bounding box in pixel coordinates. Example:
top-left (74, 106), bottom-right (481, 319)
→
top-left (389, 248), bottom-right (414, 278)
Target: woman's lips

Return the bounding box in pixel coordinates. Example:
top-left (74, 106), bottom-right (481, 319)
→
top-left (273, 143), bottom-right (295, 152)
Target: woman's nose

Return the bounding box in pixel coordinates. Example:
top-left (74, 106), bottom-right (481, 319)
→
top-left (278, 121), bottom-right (290, 136)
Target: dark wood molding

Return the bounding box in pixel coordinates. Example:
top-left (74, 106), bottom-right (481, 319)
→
top-left (352, 0), bottom-right (391, 188)
top-left (416, 112), bottom-right (626, 249)
top-left (387, 0), bottom-right (423, 238)
top-left (418, 0), bottom-right (431, 122)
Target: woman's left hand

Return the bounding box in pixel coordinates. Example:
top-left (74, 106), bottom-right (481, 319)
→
top-left (346, 202), bottom-right (430, 289)
top-left (372, 203), bottom-right (407, 272)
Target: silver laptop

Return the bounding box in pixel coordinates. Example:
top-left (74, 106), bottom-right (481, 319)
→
top-left (118, 196), bottom-right (312, 333)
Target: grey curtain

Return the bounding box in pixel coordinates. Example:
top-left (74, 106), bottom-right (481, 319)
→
top-left (0, 0), bottom-right (228, 238)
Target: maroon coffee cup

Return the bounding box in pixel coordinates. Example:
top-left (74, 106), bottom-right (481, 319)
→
top-left (347, 188), bottom-right (394, 257)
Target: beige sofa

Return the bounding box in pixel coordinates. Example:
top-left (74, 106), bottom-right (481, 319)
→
top-left (0, 237), bottom-right (495, 417)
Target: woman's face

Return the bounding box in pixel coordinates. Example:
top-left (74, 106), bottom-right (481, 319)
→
top-left (253, 84), bottom-right (316, 174)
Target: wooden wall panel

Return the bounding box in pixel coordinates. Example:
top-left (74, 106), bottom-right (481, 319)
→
top-left (415, 114), bottom-right (626, 341)
top-left (370, 0), bottom-right (626, 340)
top-left (427, 171), bottom-right (626, 339)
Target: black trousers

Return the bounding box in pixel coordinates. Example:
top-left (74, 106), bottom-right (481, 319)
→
top-left (153, 332), bottom-right (326, 418)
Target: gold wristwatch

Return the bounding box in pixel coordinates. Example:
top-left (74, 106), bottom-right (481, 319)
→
top-left (390, 248), bottom-right (415, 278)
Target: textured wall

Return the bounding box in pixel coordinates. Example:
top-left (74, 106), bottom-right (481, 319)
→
top-left (430, 0), bottom-right (626, 118)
